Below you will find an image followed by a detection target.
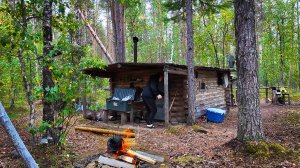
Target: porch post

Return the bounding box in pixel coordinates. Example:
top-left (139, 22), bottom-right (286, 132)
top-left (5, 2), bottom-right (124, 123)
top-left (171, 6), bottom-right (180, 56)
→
top-left (164, 66), bottom-right (169, 126)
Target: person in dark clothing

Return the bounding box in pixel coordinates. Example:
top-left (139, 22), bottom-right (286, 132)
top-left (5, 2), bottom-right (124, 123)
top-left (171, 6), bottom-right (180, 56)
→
top-left (142, 73), bottom-right (164, 128)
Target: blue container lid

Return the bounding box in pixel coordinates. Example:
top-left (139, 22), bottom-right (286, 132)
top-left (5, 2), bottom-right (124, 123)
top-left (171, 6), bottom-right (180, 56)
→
top-left (207, 108), bottom-right (226, 115)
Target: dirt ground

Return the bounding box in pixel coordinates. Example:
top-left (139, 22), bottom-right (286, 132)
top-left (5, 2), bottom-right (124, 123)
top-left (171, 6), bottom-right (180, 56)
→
top-left (0, 102), bottom-right (299, 168)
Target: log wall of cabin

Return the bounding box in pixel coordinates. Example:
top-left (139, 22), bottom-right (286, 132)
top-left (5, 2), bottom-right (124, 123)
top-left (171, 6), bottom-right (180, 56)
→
top-left (168, 74), bottom-right (188, 123)
top-left (195, 71), bottom-right (229, 111)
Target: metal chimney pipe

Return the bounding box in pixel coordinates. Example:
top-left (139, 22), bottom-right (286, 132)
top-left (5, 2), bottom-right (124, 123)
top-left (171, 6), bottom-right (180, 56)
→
top-left (133, 36), bottom-right (139, 63)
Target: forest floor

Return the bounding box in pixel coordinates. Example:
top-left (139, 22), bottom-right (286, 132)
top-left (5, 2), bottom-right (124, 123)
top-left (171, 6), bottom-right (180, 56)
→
top-left (0, 102), bottom-right (299, 168)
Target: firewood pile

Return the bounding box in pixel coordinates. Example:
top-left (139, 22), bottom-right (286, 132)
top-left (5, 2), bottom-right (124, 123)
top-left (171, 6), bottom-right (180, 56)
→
top-left (82, 128), bottom-right (165, 168)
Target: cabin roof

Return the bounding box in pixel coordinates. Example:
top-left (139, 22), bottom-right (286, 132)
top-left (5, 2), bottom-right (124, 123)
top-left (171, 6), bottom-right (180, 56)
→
top-left (83, 63), bottom-right (231, 78)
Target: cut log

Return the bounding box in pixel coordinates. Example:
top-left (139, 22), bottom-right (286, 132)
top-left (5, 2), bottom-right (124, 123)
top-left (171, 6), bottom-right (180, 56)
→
top-left (125, 149), bottom-right (157, 165)
top-left (118, 155), bottom-right (136, 164)
top-left (136, 151), bottom-right (165, 163)
top-left (98, 155), bottom-right (135, 168)
top-left (0, 103), bottom-right (38, 168)
top-left (75, 126), bottom-right (136, 138)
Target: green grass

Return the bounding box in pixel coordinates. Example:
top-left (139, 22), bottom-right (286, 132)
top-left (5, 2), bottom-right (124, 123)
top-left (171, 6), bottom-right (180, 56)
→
top-left (173, 155), bottom-right (203, 166)
top-left (285, 110), bottom-right (300, 128)
top-left (166, 126), bottom-right (181, 134)
top-left (289, 91), bottom-right (300, 102)
top-left (5, 106), bottom-right (28, 120)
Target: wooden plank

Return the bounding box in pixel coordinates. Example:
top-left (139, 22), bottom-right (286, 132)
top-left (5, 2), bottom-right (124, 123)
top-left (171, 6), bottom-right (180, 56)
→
top-left (103, 109), bottom-right (108, 123)
top-left (136, 151), bottom-right (165, 163)
top-left (118, 155), bottom-right (136, 164)
top-left (130, 108), bottom-right (134, 125)
top-left (126, 149), bottom-right (157, 164)
top-left (164, 67), bottom-right (169, 126)
top-left (98, 155), bottom-right (135, 168)
top-left (121, 113), bottom-right (127, 125)
top-left (168, 69), bottom-right (188, 75)
top-left (0, 103), bottom-right (38, 168)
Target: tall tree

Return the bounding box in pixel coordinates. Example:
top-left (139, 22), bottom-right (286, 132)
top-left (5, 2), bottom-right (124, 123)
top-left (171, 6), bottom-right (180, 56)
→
top-left (297, 1), bottom-right (300, 88)
top-left (234, 0), bottom-right (264, 141)
top-left (18, 0), bottom-right (35, 128)
top-left (186, 0), bottom-right (196, 124)
top-left (42, 0), bottom-right (55, 136)
top-left (111, 0), bottom-right (126, 63)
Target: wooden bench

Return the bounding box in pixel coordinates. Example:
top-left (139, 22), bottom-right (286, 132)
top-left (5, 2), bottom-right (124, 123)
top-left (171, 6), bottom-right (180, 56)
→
top-left (102, 108), bottom-right (134, 125)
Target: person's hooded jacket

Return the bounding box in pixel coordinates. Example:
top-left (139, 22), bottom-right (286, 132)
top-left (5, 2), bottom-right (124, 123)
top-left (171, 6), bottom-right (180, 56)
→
top-left (142, 74), bottom-right (164, 99)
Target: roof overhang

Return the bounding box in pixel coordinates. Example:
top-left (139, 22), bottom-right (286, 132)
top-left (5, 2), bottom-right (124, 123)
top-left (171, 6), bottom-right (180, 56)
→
top-left (82, 63), bottom-right (231, 78)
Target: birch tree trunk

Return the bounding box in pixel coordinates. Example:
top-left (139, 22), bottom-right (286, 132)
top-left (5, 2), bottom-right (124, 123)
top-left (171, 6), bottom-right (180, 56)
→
top-left (0, 103), bottom-right (38, 168)
top-left (9, 59), bottom-right (15, 109)
top-left (111, 0), bottom-right (125, 63)
top-left (186, 0), bottom-right (196, 125)
top-left (18, 53), bottom-right (35, 128)
top-left (234, 0), bottom-right (264, 141)
top-left (18, 0), bottom-right (35, 128)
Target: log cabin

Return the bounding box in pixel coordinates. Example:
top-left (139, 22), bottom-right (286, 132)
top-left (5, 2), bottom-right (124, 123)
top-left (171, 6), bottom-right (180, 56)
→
top-left (83, 63), bottom-right (232, 125)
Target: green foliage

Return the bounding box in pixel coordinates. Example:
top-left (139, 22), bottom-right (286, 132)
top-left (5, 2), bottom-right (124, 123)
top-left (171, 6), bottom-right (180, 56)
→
top-left (29, 121), bottom-right (52, 136)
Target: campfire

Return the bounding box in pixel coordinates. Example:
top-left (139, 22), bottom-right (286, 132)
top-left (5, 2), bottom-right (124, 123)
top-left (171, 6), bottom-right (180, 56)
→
top-left (96, 128), bottom-right (164, 168)
top-left (88, 129), bottom-right (164, 168)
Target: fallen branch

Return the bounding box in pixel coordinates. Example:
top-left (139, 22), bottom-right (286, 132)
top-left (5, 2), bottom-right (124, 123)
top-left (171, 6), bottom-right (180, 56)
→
top-left (0, 102), bottom-right (38, 168)
top-left (78, 9), bottom-right (114, 64)
top-left (75, 126), bottom-right (136, 138)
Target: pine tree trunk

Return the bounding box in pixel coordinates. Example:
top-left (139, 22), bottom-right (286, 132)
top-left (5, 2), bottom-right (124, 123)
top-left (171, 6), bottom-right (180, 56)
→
top-left (42, 0), bottom-right (55, 126)
top-left (186, 0), bottom-right (196, 125)
top-left (297, 1), bottom-right (300, 89)
top-left (111, 0), bottom-right (125, 63)
top-left (278, 19), bottom-right (285, 86)
top-left (106, 5), bottom-right (115, 60)
top-left (234, 0), bottom-right (264, 141)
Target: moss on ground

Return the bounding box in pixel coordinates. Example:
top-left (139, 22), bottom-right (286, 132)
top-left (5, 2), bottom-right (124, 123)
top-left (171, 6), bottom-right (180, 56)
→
top-left (166, 126), bottom-right (181, 134)
top-left (192, 124), bottom-right (208, 134)
top-left (173, 155), bottom-right (203, 166)
top-left (245, 141), bottom-right (300, 162)
top-left (245, 141), bottom-right (270, 159)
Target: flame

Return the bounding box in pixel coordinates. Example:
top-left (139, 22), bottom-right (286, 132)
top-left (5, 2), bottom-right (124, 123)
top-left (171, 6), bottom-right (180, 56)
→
top-left (121, 128), bottom-right (136, 157)
top-left (107, 128), bottom-right (137, 161)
